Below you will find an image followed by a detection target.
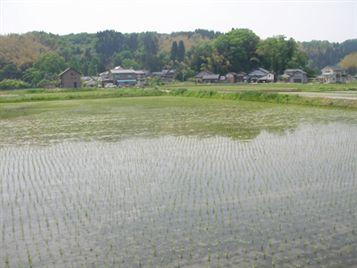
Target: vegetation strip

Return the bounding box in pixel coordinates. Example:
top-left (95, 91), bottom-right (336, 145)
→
top-left (0, 87), bottom-right (356, 109)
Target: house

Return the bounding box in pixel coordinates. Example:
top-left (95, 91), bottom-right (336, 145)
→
top-left (319, 66), bottom-right (347, 83)
top-left (59, 67), bottom-right (81, 88)
top-left (111, 66), bottom-right (138, 87)
top-left (100, 66), bottom-right (148, 87)
top-left (202, 74), bottom-right (220, 83)
top-left (226, 72), bottom-right (238, 83)
top-left (82, 76), bottom-right (99, 87)
top-left (248, 68), bottom-right (274, 83)
top-left (195, 71), bottom-right (220, 83)
top-left (237, 72), bottom-right (248, 83)
top-left (152, 69), bottom-right (176, 83)
top-left (195, 71), bottom-right (213, 83)
top-left (99, 71), bottom-right (114, 87)
top-left (282, 69), bottom-right (308, 83)
top-left (226, 72), bottom-right (247, 83)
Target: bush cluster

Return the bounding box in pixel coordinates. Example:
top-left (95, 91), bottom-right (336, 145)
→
top-left (0, 79), bottom-right (31, 90)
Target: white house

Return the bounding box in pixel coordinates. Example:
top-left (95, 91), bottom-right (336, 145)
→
top-left (248, 68), bottom-right (274, 83)
top-left (319, 66), bottom-right (347, 83)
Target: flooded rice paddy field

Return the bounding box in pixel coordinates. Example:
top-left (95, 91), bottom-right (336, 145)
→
top-left (0, 97), bottom-right (357, 267)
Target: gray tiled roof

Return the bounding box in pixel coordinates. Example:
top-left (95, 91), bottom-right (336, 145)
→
top-left (203, 74), bottom-right (220, 80)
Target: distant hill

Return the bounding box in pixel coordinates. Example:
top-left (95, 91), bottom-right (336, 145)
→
top-left (301, 39), bottom-right (357, 70)
top-left (0, 29), bottom-right (219, 68)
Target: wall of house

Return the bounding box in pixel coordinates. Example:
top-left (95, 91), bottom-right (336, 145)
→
top-left (61, 71), bottom-right (81, 88)
top-left (289, 73), bottom-right (307, 83)
top-left (322, 72), bottom-right (346, 83)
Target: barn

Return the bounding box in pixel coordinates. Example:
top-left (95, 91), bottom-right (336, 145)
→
top-left (59, 68), bottom-right (81, 88)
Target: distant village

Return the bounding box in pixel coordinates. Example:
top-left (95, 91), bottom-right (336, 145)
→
top-left (59, 65), bottom-right (354, 89)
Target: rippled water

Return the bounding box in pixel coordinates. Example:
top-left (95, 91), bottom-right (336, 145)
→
top-left (0, 97), bottom-right (356, 267)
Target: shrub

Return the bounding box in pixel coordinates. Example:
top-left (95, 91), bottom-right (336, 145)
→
top-left (170, 88), bottom-right (188, 95)
top-left (0, 79), bottom-right (31, 90)
top-left (148, 77), bottom-right (164, 86)
top-left (37, 79), bottom-right (58, 89)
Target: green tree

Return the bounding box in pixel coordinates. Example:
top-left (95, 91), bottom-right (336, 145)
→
top-left (122, 59), bottom-right (141, 69)
top-left (170, 41), bottom-right (178, 61)
top-left (138, 32), bottom-right (161, 71)
top-left (113, 50), bottom-right (134, 66)
top-left (22, 67), bottom-right (44, 86)
top-left (257, 36), bottom-right (308, 77)
top-left (95, 30), bottom-right (126, 67)
top-left (35, 52), bottom-right (66, 77)
top-left (177, 40), bottom-right (186, 62)
top-left (189, 42), bottom-right (214, 72)
top-left (0, 64), bottom-right (21, 80)
top-left (213, 28), bottom-right (260, 72)
top-left (88, 58), bottom-right (100, 76)
top-left (175, 62), bottom-right (194, 81)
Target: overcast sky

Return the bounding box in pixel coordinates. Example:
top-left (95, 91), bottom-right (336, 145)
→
top-left (0, 0), bottom-right (356, 42)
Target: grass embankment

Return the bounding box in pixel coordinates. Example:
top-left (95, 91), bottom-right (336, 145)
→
top-left (166, 81), bottom-right (357, 92)
top-left (0, 88), bottom-right (163, 103)
top-left (0, 84), bottom-right (356, 109)
top-left (169, 88), bottom-right (357, 109)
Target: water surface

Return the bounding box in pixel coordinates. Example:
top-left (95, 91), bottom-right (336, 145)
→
top-left (0, 97), bottom-right (356, 267)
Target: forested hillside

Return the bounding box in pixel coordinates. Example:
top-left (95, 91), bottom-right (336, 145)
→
top-left (0, 28), bottom-right (356, 87)
top-left (302, 39), bottom-right (357, 70)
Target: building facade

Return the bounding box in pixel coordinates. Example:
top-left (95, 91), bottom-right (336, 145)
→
top-left (59, 68), bottom-right (81, 88)
top-left (320, 66), bottom-right (347, 83)
top-left (282, 69), bottom-right (308, 83)
top-left (248, 68), bottom-right (274, 83)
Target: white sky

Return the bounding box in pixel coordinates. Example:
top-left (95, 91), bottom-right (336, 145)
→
top-left (0, 0), bottom-right (356, 42)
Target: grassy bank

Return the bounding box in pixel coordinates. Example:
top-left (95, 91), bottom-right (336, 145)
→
top-left (1, 86), bottom-right (356, 109)
top-left (0, 88), bottom-right (163, 103)
top-left (166, 81), bottom-right (357, 92)
top-left (168, 88), bottom-right (357, 109)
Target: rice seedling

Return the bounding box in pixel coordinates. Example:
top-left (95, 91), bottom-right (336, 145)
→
top-left (0, 97), bottom-right (356, 266)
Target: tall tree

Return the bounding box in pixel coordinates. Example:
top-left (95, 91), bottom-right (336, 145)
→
top-left (95, 30), bottom-right (126, 67)
top-left (177, 40), bottom-right (186, 62)
top-left (139, 32), bottom-right (160, 71)
top-left (170, 41), bottom-right (178, 61)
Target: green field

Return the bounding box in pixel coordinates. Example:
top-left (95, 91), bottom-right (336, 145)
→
top-left (166, 81), bottom-right (357, 92)
top-left (1, 96), bottom-right (356, 144)
top-left (1, 96), bottom-right (357, 267)
top-left (1, 83), bottom-right (357, 110)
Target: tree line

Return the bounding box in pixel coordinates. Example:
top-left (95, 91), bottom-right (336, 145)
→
top-left (0, 29), bottom-right (356, 88)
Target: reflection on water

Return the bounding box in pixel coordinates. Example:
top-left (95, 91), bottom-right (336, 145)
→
top-left (0, 97), bottom-right (356, 145)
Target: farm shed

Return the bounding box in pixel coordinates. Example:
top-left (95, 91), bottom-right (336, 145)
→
top-left (59, 67), bottom-right (81, 88)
